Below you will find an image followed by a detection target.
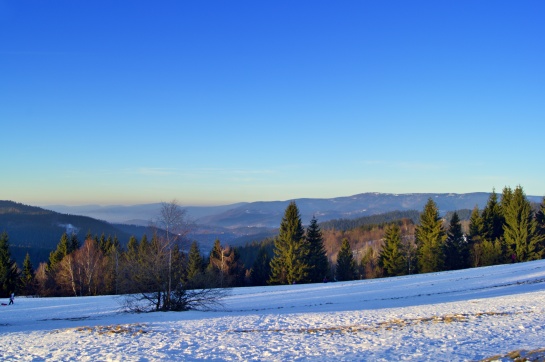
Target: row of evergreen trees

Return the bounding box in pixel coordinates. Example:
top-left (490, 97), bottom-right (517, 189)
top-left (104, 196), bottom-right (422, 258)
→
top-left (262, 186), bottom-right (545, 285)
top-left (259, 201), bottom-right (362, 285)
top-left (379, 186), bottom-right (545, 277)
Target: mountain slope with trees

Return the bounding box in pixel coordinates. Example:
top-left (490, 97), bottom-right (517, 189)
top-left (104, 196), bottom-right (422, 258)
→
top-left (0, 201), bottom-right (132, 266)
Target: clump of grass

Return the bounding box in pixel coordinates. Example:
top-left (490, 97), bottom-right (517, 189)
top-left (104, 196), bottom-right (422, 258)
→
top-left (76, 324), bottom-right (148, 336)
top-left (480, 347), bottom-right (545, 362)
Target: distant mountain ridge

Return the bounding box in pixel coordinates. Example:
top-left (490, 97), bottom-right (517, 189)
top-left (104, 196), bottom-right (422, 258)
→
top-left (46, 192), bottom-right (544, 229)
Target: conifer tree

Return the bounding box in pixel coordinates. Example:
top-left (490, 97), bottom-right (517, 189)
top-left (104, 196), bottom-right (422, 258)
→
top-left (379, 224), bottom-right (406, 276)
top-left (98, 233), bottom-right (107, 251)
top-left (503, 186), bottom-right (543, 262)
top-left (415, 198), bottom-right (446, 273)
top-left (120, 236), bottom-right (140, 294)
top-left (269, 201), bottom-right (310, 285)
top-left (48, 233), bottom-right (71, 271)
top-left (474, 239), bottom-right (503, 266)
top-left (207, 239), bottom-right (223, 274)
top-left (482, 189), bottom-right (505, 242)
top-left (101, 236), bottom-right (122, 295)
top-left (126, 236), bottom-right (139, 261)
top-left (468, 206), bottom-right (484, 244)
top-left (306, 216), bottom-right (329, 283)
top-left (0, 232), bottom-right (19, 298)
top-left (467, 206), bottom-right (484, 267)
top-left (20, 252), bottom-right (35, 295)
top-left (251, 246), bottom-right (271, 286)
top-left (186, 241), bottom-right (204, 283)
top-left (70, 234), bottom-right (79, 253)
top-left (335, 238), bottom-right (356, 281)
top-left (169, 243), bottom-right (186, 290)
top-left (443, 212), bottom-right (469, 270)
top-left (138, 234), bottom-right (150, 266)
top-left (100, 235), bottom-right (114, 254)
top-left (536, 197), bottom-right (545, 243)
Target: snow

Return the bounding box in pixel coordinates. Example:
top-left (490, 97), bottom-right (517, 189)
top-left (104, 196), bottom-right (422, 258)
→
top-left (2, 260), bottom-right (545, 361)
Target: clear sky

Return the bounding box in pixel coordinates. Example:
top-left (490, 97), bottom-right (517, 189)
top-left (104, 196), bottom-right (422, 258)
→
top-left (1, 1), bottom-right (544, 206)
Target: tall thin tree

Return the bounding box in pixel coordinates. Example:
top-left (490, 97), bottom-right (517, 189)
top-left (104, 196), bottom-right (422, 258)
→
top-left (379, 224), bottom-right (406, 276)
top-left (269, 201), bottom-right (310, 285)
top-left (336, 238), bottom-right (356, 281)
top-left (0, 232), bottom-right (18, 298)
top-left (415, 198), bottom-right (446, 273)
top-left (306, 216), bottom-right (329, 283)
top-left (443, 212), bottom-right (469, 270)
top-left (482, 189), bottom-right (505, 243)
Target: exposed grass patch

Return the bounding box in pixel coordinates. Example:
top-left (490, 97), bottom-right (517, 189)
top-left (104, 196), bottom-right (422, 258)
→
top-left (75, 324), bottom-right (148, 336)
top-left (480, 347), bottom-right (545, 361)
top-left (228, 311), bottom-right (525, 335)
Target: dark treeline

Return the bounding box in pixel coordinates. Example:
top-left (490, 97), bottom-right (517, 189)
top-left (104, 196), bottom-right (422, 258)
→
top-left (1, 186), bottom-right (544, 305)
top-left (319, 210), bottom-right (421, 231)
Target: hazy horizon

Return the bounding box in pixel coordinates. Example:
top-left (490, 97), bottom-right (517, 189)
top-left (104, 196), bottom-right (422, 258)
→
top-left (20, 189), bottom-right (542, 209)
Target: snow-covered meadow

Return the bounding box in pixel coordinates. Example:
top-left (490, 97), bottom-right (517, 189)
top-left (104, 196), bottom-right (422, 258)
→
top-left (2, 260), bottom-right (545, 361)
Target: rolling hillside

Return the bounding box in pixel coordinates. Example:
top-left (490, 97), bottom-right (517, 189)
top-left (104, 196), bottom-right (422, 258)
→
top-left (0, 201), bottom-right (133, 266)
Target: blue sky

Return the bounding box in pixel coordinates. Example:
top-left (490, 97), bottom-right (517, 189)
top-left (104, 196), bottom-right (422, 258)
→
top-left (1, 1), bottom-right (544, 206)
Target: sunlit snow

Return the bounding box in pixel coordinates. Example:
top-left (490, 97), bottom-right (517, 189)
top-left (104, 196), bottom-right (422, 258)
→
top-left (2, 260), bottom-right (545, 361)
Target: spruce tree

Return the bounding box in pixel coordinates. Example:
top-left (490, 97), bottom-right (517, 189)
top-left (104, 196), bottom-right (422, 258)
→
top-left (48, 233), bottom-right (71, 271)
top-left (415, 198), bottom-right (446, 273)
top-left (306, 216), bottom-right (329, 283)
top-left (251, 247), bottom-right (271, 286)
top-left (186, 241), bottom-right (204, 283)
top-left (444, 212), bottom-right (469, 270)
top-left (536, 197), bottom-right (545, 243)
top-left (379, 224), bottom-right (406, 276)
top-left (70, 234), bottom-right (79, 253)
top-left (269, 201), bottom-right (310, 285)
top-left (100, 235), bottom-right (113, 254)
top-left (20, 252), bottom-right (35, 295)
top-left (138, 234), bottom-right (150, 266)
top-left (503, 186), bottom-right (543, 262)
top-left (207, 239), bottom-right (223, 275)
top-left (0, 232), bottom-right (19, 298)
top-left (126, 236), bottom-right (139, 261)
top-left (170, 243), bottom-right (186, 290)
top-left (482, 189), bottom-right (505, 242)
top-left (468, 206), bottom-right (484, 244)
top-left (335, 238), bottom-right (356, 281)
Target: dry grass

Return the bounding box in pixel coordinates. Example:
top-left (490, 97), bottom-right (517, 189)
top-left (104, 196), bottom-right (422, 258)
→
top-left (229, 311), bottom-right (522, 335)
top-left (75, 324), bottom-right (148, 336)
top-left (480, 347), bottom-right (545, 362)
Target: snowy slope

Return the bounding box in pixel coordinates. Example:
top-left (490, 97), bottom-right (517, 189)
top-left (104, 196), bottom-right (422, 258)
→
top-left (1, 260), bottom-right (545, 361)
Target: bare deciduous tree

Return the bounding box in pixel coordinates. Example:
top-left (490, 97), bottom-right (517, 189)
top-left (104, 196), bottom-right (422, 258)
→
top-left (120, 200), bottom-right (228, 312)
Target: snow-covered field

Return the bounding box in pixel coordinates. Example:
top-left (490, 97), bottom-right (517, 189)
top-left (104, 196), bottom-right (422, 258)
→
top-left (2, 260), bottom-right (545, 361)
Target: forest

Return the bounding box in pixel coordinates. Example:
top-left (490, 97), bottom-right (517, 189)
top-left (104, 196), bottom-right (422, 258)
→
top-left (1, 185), bottom-right (544, 311)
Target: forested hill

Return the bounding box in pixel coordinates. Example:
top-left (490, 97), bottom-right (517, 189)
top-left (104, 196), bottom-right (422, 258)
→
top-left (0, 201), bottom-right (132, 266)
top-left (319, 210), bottom-right (421, 231)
